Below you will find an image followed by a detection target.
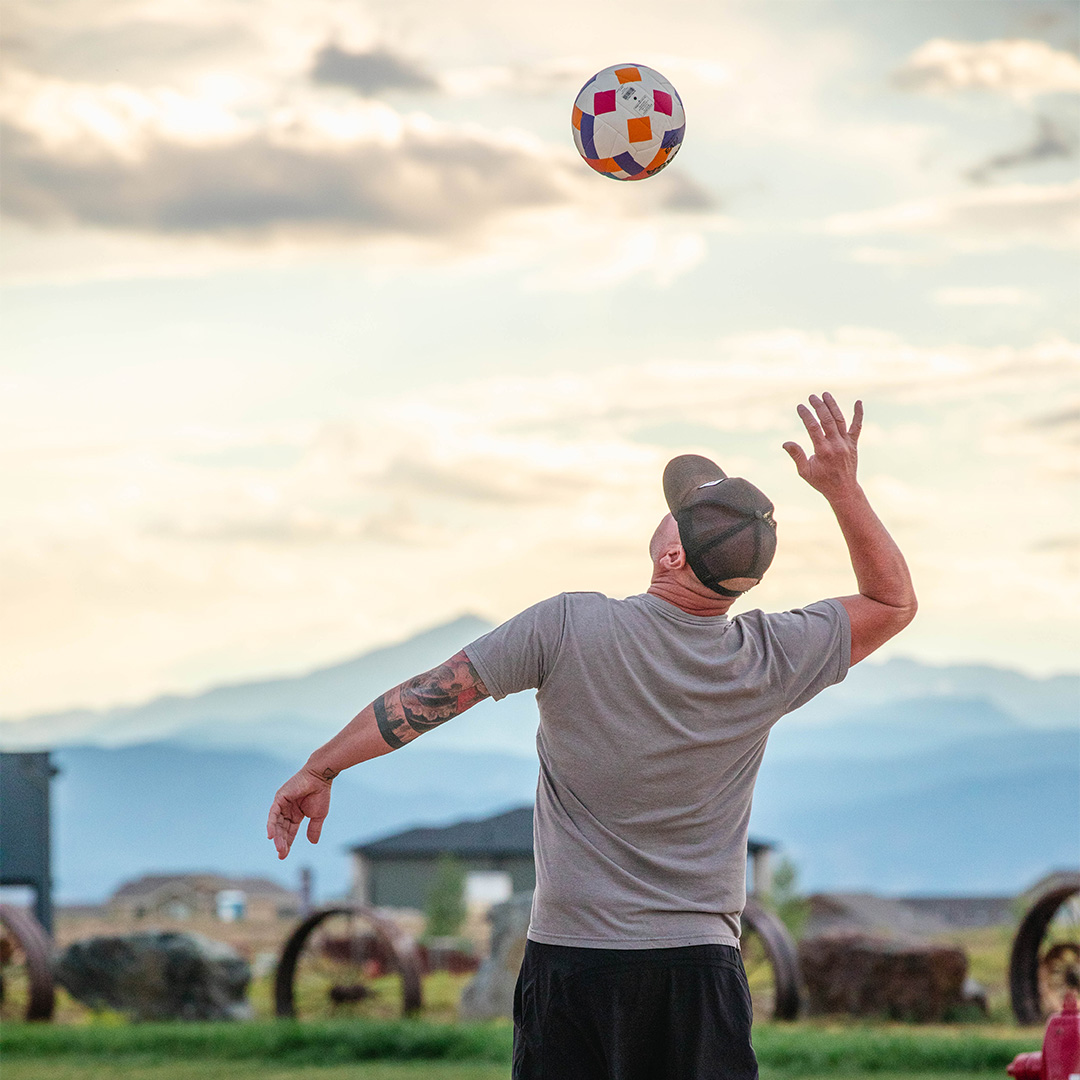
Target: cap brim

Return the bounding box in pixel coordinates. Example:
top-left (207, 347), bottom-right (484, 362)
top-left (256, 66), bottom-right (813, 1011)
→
top-left (663, 454), bottom-right (728, 516)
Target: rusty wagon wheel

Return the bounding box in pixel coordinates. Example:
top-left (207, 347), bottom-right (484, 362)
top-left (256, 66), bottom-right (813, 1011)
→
top-left (1010, 872), bottom-right (1080, 1025)
top-left (0, 904), bottom-right (55, 1022)
top-left (275, 905), bottom-right (423, 1020)
top-left (741, 899), bottom-right (802, 1021)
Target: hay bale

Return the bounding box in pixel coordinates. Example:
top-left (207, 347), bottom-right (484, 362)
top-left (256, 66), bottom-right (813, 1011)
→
top-left (798, 933), bottom-right (967, 1022)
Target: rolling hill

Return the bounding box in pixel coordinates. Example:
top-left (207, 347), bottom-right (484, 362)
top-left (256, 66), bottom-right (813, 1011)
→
top-left (2, 614), bottom-right (1075, 902)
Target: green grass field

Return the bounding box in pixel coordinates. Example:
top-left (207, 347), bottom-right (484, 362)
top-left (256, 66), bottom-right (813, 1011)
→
top-left (0, 1060), bottom-right (1029, 1080)
top-left (2, 922), bottom-right (1044, 1078)
top-left (1, 1017), bottom-right (1041, 1077)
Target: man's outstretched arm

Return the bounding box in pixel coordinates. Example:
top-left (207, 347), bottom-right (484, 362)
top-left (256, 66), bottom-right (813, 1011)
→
top-left (266, 650), bottom-right (489, 859)
top-left (784, 392), bottom-right (917, 666)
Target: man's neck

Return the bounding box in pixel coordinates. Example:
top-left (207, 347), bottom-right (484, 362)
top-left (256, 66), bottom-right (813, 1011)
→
top-left (646, 581), bottom-right (735, 618)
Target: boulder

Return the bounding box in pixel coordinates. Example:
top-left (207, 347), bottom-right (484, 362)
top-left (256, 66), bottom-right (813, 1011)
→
top-left (55, 931), bottom-right (251, 1021)
top-left (458, 892), bottom-right (532, 1020)
top-left (798, 933), bottom-right (967, 1022)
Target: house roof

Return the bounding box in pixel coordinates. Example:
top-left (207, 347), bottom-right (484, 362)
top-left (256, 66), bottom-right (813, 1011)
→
top-left (807, 893), bottom-right (955, 938)
top-left (111, 873), bottom-right (297, 901)
top-left (353, 805), bottom-right (777, 859)
top-left (354, 806), bottom-right (535, 858)
top-left (806, 891), bottom-right (1018, 937)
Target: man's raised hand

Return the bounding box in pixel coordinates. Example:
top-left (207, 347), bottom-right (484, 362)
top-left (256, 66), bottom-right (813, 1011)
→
top-left (266, 767), bottom-right (335, 860)
top-left (782, 392), bottom-right (863, 502)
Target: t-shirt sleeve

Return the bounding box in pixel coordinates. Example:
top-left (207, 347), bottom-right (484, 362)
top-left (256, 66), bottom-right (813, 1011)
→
top-left (762, 598), bottom-right (851, 713)
top-left (463, 594), bottom-right (568, 701)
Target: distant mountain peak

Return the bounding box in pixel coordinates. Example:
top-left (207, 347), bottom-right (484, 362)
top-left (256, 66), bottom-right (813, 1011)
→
top-left (0, 613), bottom-right (495, 751)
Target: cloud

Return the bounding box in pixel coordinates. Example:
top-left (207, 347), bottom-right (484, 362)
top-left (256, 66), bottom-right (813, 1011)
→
top-left (820, 180), bottom-right (1080, 249)
top-left (4, 328), bottom-right (1078, 714)
top-left (0, 61), bottom-right (714, 255)
top-left (376, 452), bottom-right (593, 505)
top-left (892, 38), bottom-right (1080, 99)
top-left (1022, 403), bottom-right (1080, 435)
top-left (848, 247), bottom-right (944, 267)
top-left (310, 45), bottom-right (438, 95)
top-left (933, 286), bottom-right (1041, 307)
top-left (0, 111), bottom-right (575, 237)
top-left (3, 18), bottom-right (259, 84)
top-left (965, 115), bottom-right (1077, 183)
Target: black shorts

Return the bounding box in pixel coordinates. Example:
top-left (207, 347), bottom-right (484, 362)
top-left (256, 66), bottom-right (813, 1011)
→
top-left (512, 940), bottom-right (758, 1080)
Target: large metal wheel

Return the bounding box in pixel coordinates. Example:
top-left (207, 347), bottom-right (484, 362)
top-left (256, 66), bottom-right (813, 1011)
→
top-left (1010, 872), bottom-right (1080, 1025)
top-left (741, 899), bottom-right (802, 1021)
top-left (0, 904), bottom-right (54, 1022)
top-left (275, 905), bottom-right (423, 1020)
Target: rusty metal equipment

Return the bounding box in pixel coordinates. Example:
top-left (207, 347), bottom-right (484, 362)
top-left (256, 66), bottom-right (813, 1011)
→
top-left (274, 904), bottom-right (423, 1019)
top-left (740, 898), bottom-right (803, 1021)
top-left (1011, 873), bottom-right (1080, 1025)
top-left (1007, 990), bottom-right (1080, 1079)
top-left (0, 903), bottom-right (55, 1021)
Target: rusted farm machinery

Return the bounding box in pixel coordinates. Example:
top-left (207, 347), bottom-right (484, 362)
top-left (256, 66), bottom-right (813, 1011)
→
top-left (1010, 872), bottom-right (1080, 1025)
top-left (274, 904), bottom-right (424, 1019)
top-left (740, 898), bottom-right (803, 1020)
top-left (0, 903), bottom-right (55, 1021)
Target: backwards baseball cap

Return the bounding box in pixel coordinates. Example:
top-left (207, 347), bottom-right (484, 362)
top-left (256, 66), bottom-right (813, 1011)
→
top-left (662, 454), bottom-right (777, 597)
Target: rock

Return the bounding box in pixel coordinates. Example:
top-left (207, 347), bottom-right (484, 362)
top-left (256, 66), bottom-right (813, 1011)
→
top-left (55, 931), bottom-right (251, 1021)
top-left (961, 976), bottom-right (990, 1017)
top-left (798, 933), bottom-right (967, 1022)
top-left (458, 892), bottom-right (533, 1020)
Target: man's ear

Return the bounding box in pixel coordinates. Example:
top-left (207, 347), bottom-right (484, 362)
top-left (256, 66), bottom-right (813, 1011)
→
top-left (661, 544), bottom-right (687, 571)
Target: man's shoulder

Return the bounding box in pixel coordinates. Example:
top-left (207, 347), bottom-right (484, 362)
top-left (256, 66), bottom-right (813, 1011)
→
top-left (735, 598), bottom-right (842, 623)
top-left (539, 590), bottom-right (610, 611)
top-left (732, 599), bottom-right (848, 648)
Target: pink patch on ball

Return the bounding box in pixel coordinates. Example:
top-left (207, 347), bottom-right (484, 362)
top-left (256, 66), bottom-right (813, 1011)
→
top-left (593, 90), bottom-right (617, 114)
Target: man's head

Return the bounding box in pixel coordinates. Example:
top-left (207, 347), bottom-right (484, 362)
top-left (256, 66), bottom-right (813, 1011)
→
top-left (660, 454), bottom-right (777, 598)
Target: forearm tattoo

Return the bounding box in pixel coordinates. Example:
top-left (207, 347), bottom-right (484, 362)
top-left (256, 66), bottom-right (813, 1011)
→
top-left (375, 651), bottom-right (489, 750)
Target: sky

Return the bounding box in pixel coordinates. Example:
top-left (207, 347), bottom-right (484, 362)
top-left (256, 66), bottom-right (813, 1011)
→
top-left (2, 0), bottom-right (1078, 722)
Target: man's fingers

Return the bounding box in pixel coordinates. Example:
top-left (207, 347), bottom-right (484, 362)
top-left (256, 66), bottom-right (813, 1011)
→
top-left (782, 441), bottom-right (808, 474)
top-left (307, 816), bottom-right (325, 845)
top-left (268, 795), bottom-right (303, 859)
top-left (821, 392), bottom-right (847, 436)
top-left (277, 817), bottom-right (299, 859)
top-left (849, 399), bottom-right (864, 444)
top-left (810, 394), bottom-right (839, 434)
top-left (797, 403), bottom-right (825, 447)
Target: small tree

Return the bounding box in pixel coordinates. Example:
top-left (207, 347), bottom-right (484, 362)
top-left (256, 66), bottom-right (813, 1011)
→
top-left (424, 856), bottom-right (467, 939)
top-left (765, 856), bottom-right (810, 940)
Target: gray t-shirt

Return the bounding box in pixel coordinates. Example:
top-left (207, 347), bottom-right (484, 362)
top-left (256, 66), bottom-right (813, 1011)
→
top-left (464, 591), bottom-right (850, 949)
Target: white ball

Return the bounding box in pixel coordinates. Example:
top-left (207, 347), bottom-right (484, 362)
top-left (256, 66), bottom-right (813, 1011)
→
top-left (571, 63), bottom-right (686, 181)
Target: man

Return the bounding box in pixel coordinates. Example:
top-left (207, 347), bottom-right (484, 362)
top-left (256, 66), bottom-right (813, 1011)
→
top-left (267, 392), bottom-right (916, 1079)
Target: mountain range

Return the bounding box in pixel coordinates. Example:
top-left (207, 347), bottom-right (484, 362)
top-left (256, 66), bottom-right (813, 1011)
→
top-left (2, 614), bottom-right (1077, 903)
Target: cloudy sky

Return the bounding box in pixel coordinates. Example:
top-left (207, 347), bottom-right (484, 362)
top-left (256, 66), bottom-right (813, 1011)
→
top-left (2, 0), bottom-right (1078, 721)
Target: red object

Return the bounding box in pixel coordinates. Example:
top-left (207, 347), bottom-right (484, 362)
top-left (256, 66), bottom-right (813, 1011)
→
top-left (1007, 991), bottom-right (1080, 1080)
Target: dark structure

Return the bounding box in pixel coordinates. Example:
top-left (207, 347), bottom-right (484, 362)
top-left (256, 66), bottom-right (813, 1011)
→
top-left (350, 805), bottom-right (777, 911)
top-left (0, 752), bottom-right (56, 935)
top-left (351, 806), bottom-right (537, 909)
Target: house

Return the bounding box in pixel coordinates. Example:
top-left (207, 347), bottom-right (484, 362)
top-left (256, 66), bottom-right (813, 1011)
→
top-left (351, 806), bottom-right (536, 910)
top-left (350, 805), bottom-right (778, 910)
top-left (804, 891), bottom-right (1017, 938)
top-left (109, 873), bottom-right (301, 923)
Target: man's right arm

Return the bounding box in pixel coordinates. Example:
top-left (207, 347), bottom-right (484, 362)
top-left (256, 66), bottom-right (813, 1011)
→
top-left (266, 651), bottom-right (489, 859)
top-left (783, 393), bottom-right (917, 666)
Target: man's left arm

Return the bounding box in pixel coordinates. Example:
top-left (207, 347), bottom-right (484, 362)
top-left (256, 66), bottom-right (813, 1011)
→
top-left (267, 651), bottom-right (489, 859)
